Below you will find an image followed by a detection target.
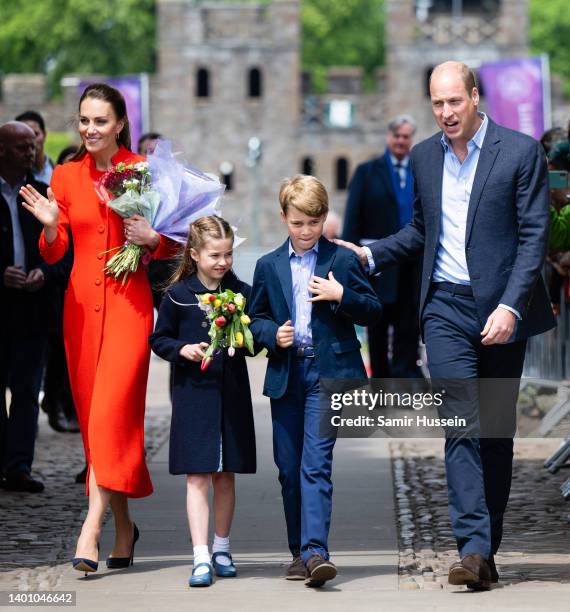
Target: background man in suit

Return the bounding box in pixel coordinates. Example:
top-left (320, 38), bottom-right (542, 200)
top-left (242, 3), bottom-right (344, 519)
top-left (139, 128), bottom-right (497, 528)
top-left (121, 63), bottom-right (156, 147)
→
top-left (15, 111), bottom-right (54, 186)
top-left (342, 115), bottom-right (421, 378)
top-left (0, 122), bottom-right (71, 492)
top-left (337, 61), bottom-right (555, 589)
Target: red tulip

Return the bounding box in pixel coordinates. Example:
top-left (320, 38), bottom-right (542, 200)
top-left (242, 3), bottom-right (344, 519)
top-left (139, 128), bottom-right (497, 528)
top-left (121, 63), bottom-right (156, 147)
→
top-left (214, 316), bottom-right (226, 328)
top-left (227, 303), bottom-right (236, 313)
top-left (201, 357), bottom-right (212, 372)
top-left (208, 294), bottom-right (216, 303)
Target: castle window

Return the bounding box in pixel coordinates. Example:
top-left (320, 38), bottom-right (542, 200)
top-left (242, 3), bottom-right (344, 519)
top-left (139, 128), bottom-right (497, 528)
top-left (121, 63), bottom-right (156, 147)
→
top-left (248, 67), bottom-right (263, 98)
top-left (302, 156), bottom-right (315, 176)
top-left (196, 67), bottom-right (210, 98)
top-left (336, 157), bottom-right (349, 191)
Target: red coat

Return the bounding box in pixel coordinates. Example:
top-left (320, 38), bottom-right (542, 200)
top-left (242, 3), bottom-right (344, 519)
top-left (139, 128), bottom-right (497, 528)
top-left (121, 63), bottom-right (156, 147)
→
top-left (40, 147), bottom-right (174, 498)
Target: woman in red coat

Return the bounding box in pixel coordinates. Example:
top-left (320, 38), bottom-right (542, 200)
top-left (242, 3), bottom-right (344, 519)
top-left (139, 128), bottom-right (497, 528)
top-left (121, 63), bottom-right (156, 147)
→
top-left (20, 84), bottom-right (173, 574)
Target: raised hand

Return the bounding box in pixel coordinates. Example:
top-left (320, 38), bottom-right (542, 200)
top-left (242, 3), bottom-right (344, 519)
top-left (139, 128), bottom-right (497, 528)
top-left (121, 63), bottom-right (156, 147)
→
top-left (20, 185), bottom-right (59, 229)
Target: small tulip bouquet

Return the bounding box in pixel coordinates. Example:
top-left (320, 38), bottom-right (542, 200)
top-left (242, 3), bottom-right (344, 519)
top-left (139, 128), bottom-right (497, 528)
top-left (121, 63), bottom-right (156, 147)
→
top-left (197, 289), bottom-right (254, 371)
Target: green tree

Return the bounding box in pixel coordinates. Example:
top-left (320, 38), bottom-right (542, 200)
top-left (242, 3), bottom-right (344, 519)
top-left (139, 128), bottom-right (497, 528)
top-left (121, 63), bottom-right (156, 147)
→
top-left (0, 0), bottom-right (155, 97)
top-left (530, 0), bottom-right (570, 97)
top-left (301, 0), bottom-right (384, 93)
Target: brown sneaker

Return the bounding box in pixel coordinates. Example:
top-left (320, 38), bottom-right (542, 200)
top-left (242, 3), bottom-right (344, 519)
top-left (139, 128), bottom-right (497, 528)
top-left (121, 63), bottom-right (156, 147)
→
top-left (304, 554), bottom-right (337, 588)
top-left (285, 555), bottom-right (306, 580)
top-left (448, 553), bottom-right (492, 590)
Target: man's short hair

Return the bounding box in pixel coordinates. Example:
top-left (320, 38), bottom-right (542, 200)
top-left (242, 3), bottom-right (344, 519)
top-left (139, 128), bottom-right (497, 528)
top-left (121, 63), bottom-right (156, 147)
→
top-left (14, 110), bottom-right (46, 133)
top-left (137, 131), bottom-right (162, 150)
top-left (387, 115), bottom-right (417, 135)
top-left (429, 62), bottom-right (478, 95)
top-left (279, 175), bottom-right (329, 218)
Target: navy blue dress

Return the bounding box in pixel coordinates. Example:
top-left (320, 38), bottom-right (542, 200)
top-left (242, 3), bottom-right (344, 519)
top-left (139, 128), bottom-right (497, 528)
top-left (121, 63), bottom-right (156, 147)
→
top-left (149, 271), bottom-right (256, 475)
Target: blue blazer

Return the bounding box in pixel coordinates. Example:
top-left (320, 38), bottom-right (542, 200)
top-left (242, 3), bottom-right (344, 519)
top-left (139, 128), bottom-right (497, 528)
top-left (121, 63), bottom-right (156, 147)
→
top-left (368, 118), bottom-right (556, 341)
top-left (249, 236), bottom-right (382, 399)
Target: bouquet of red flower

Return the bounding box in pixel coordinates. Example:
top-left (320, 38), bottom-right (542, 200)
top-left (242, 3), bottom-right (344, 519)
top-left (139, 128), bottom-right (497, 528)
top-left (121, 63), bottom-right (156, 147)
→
top-left (96, 161), bottom-right (159, 284)
top-left (197, 289), bottom-right (254, 371)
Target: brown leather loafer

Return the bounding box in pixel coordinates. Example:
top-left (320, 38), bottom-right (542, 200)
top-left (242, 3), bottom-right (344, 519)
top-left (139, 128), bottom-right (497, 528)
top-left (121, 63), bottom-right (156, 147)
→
top-left (448, 553), bottom-right (491, 590)
top-left (285, 555), bottom-right (306, 580)
top-left (304, 554), bottom-right (337, 588)
top-left (467, 555), bottom-right (499, 590)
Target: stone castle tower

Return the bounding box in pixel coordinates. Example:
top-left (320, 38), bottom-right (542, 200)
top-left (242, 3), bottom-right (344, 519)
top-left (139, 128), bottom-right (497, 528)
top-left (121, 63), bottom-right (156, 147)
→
top-left (152, 0), bottom-right (301, 244)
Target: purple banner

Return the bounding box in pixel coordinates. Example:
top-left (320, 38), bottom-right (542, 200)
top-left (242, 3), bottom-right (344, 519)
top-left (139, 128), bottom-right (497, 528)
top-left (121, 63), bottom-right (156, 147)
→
top-left (478, 57), bottom-right (551, 140)
top-left (77, 75), bottom-right (149, 153)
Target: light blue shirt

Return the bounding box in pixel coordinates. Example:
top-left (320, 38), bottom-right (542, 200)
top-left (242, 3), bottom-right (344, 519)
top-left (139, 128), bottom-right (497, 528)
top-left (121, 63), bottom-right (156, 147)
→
top-left (32, 158), bottom-right (54, 186)
top-left (289, 239), bottom-right (318, 346)
top-left (433, 113), bottom-right (488, 284)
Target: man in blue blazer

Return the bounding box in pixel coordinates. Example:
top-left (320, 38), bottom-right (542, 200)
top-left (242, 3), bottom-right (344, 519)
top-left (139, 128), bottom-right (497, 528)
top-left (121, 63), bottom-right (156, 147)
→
top-left (249, 175), bottom-right (381, 587)
top-left (337, 61), bottom-right (555, 590)
top-left (342, 116), bottom-right (422, 378)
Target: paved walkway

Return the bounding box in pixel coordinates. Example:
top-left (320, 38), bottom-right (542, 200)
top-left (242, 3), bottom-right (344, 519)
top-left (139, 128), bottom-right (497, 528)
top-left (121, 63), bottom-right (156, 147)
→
top-left (3, 357), bottom-right (570, 610)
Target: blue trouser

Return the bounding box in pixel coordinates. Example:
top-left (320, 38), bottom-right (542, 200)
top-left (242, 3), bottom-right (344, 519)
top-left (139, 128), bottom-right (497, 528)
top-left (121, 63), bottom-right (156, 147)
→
top-left (422, 285), bottom-right (526, 559)
top-left (0, 332), bottom-right (47, 476)
top-left (270, 356), bottom-right (336, 562)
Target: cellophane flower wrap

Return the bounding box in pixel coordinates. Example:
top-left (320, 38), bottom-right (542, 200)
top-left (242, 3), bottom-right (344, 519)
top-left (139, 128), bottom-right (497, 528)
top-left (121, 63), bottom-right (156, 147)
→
top-left (95, 140), bottom-right (226, 284)
top-left (196, 290), bottom-right (254, 372)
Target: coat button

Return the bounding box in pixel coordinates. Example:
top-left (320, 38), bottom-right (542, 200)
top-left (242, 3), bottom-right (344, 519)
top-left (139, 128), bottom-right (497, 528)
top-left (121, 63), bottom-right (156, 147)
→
top-left (95, 278), bottom-right (102, 286)
top-left (97, 253), bottom-right (103, 260)
top-left (98, 224), bottom-right (104, 233)
top-left (95, 303), bottom-right (101, 312)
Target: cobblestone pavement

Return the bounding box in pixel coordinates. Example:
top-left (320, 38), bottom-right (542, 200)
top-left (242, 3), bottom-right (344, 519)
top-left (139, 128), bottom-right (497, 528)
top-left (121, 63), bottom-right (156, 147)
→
top-left (391, 439), bottom-right (570, 590)
top-left (0, 409), bottom-right (170, 591)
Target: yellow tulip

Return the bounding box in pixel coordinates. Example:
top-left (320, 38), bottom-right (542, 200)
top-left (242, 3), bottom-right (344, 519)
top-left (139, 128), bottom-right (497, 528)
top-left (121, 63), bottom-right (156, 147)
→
top-left (240, 314), bottom-right (251, 325)
top-left (214, 299), bottom-right (222, 308)
top-left (235, 331), bottom-right (244, 346)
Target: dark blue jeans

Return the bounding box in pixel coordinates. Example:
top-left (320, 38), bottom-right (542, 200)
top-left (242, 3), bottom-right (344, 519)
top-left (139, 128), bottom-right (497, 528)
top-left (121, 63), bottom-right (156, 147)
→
top-left (0, 332), bottom-right (47, 476)
top-left (422, 286), bottom-right (526, 559)
top-left (270, 356), bottom-right (337, 562)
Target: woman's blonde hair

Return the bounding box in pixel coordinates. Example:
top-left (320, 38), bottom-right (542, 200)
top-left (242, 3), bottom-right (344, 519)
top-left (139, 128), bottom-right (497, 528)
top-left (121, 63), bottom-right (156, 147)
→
top-left (168, 216), bottom-right (234, 286)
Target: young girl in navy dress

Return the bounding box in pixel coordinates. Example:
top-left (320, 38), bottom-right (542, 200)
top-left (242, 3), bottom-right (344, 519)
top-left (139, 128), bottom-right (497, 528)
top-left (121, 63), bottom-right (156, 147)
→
top-left (149, 216), bottom-right (256, 587)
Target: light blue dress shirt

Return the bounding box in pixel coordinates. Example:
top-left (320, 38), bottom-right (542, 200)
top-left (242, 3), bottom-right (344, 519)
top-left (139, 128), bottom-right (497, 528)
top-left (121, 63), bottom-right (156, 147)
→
top-left (364, 112), bottom-right (519, 319)
top-left (289, 239), bottom-right (318, 346)
top-left (432, 113), bottom-right (488, 284)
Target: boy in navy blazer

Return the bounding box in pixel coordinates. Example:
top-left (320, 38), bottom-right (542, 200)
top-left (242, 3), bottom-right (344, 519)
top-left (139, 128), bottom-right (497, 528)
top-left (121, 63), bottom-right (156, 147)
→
top-left (249, 175), bottom-right (381, 587)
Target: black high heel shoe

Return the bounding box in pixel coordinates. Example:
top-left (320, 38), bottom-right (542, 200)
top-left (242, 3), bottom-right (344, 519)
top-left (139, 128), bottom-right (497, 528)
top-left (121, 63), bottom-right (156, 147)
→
top-left (106, 523), bottom-right (139, 569)
top-left (72, 543), bottom-right (100, 576)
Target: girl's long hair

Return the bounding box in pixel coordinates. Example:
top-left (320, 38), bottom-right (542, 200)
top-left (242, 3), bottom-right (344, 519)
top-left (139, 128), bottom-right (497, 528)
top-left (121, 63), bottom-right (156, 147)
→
top-left (70, 83), bottom-right (131, 162)
top-left (168, 216), bottom-right (234, 287)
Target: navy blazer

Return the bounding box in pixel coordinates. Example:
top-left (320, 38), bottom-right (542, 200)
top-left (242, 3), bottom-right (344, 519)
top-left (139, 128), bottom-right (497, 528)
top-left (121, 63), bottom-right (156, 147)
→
top-left (0, 175), bottom-right (73, 335)
top-left (249, 236), bottom-right (382, 399)
top-left (342, 155), bottom-right (404, 303)
top-left (368, 118), bottom-right (556, 341)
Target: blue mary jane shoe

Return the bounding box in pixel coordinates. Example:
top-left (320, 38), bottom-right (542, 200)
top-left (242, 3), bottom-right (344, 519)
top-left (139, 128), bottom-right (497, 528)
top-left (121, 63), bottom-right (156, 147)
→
top-left (212, 552), bottom-right (237, 577)
top-left (189, 562), bottom-right (214, 587)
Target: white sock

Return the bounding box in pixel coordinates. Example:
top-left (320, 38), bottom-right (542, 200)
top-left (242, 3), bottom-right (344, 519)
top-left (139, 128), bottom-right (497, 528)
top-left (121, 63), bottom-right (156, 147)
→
top-left (193, 544), bottom-right (210, 575)
top-left (212, 534), bottom-right (231, 566)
